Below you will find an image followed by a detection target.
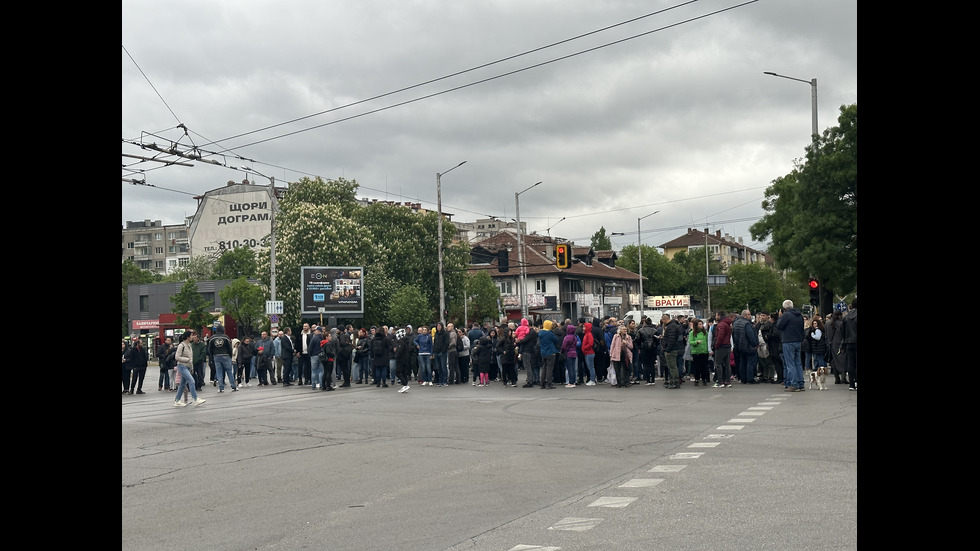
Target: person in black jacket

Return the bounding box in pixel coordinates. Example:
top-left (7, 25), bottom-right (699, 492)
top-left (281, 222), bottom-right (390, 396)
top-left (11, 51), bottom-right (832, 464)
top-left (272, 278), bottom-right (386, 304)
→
top-left (336, 326), bottom-right (353, 388)
top-left (803, 318), bottom-right (829, 375)
top-left (371, 327), bottom-right (391, 388)
top-left (432, 323), bottom-right (449, 387)
top-left (280, 327), bottom-right (295, 386)
top-left (156, 337), bottom-right (175, 391)
top-left (841, 298), bottom-right (857, 391)
top-left (126, 340), bottom-right (149, 394)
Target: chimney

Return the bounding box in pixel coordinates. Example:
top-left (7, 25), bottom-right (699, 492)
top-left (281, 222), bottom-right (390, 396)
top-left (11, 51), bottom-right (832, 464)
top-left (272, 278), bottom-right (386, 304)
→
top-left (716, 230), bottom-right (722, 238)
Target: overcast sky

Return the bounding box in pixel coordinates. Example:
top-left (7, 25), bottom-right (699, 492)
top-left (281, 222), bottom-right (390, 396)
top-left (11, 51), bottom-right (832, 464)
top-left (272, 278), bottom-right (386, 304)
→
top-left (122, 0), bottom-right (857, 253)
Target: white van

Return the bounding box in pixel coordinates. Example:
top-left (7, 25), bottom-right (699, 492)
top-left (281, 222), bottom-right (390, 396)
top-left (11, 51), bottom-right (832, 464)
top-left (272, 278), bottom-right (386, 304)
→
top-left (623, 309), bottom-right (695, 325)
top-left (623, 310), bottom-right (663, 325)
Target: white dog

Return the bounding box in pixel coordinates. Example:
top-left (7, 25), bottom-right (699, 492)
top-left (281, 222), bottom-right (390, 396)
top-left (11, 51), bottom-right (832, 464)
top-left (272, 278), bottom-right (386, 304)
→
top-left (808, 366), bottom-right (828, 390)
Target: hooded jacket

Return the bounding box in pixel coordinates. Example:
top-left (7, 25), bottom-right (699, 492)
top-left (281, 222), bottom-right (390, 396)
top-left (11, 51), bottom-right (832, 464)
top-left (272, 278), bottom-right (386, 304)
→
top-left (713, 316), bottom-right (733, 350)
top-left (582, 322), bottom-right (595, 355)
top-left (561, 324), bottom-right (578, 358)
top-left (538, 320), bottom-right (561, 357)
top-left (776, 308), bottom-right (805, 343)
top-left (515, 319), bottom-right (529, 343)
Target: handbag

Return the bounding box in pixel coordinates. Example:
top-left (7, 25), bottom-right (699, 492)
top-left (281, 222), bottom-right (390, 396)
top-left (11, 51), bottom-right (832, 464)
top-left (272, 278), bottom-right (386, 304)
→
top-left (607, 365), bottom-right (618, 386)
top-left (757, 331), bottom-right (770, 359)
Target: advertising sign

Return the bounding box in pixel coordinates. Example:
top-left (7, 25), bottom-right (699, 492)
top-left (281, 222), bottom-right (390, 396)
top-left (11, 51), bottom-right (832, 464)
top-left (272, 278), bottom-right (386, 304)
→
top-left (301, 266), bottom-right (364, 316)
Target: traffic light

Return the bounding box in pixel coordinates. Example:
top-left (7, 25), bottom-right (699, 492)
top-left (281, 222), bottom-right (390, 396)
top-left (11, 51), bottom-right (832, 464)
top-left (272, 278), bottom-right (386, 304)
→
top-left (497, 249), bottom-right (509, 272)
top-left (555, 243), bottom-right (570, 269)
top-left (808, 278), bottom-right (820, 307)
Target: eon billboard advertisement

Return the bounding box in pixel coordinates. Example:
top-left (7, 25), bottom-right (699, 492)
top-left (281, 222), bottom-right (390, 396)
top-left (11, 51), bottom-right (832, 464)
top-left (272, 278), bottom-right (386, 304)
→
top-left (301, 266), bottom-right (364, 316)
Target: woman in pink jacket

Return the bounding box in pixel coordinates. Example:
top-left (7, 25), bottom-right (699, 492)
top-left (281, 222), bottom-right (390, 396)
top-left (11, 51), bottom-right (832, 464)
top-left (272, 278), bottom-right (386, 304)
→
top-left (609, 324), bottom-right (633, 388)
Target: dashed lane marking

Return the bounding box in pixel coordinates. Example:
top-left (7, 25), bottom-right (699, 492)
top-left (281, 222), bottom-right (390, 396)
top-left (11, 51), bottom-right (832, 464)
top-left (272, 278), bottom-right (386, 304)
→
top-left (649, 464), bottom-right (687, 472)
top-left (588, 497), bottom-right (638, 508)
top-left (727, 417), bottom-right (756, 423)
top-left (688, 442), bottom-right (720, 448)
top-left (669, 452), bottom-right (705, 459)
top-left (619, 478), bottom-right (664, 488)
top-left (548, 518), bottom-right (603, 531)
top-left (508, 546), bottom-right (561, 551)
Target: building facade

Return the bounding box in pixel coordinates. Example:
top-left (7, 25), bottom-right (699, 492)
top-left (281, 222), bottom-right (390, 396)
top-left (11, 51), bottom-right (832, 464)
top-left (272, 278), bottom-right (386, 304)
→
top-left (469, 230), bottom-right (641, 322)
top-left (659, 228), bottom-right (770, 270)
top-left (122, 219), bottom-right (192, 275)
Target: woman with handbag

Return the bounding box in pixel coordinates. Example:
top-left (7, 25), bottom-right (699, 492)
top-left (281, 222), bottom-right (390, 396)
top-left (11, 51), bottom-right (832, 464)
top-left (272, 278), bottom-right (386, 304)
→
top-left (609, 324), bottom-right (634, 388)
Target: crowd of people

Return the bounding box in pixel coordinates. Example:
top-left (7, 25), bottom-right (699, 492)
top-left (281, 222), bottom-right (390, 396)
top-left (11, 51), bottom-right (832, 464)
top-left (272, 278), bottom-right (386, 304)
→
top-left (122, 298), bottom-right (857, 402)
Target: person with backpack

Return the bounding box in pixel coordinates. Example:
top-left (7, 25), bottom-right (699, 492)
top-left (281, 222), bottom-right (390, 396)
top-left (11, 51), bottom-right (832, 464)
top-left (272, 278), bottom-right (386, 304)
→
top-left (371, 326), bottom-right (391, 388)
top-left (637, 317), bottom-right (660, 386)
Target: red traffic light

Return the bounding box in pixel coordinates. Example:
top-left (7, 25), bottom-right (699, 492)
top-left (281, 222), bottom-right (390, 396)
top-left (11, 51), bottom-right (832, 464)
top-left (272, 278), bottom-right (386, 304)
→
top-left (808, 278), bottom-right (819, 289)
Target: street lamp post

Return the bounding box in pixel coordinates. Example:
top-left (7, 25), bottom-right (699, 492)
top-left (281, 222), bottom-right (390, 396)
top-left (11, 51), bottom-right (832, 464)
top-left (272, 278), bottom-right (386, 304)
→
top-left (240, 166), bottom-right (277, 302)
top-left (515, 181), bottom-right (542, 320)
top-left (763, 71), bottom-right (818, 142)
top-left (437, 161), bottom-right (467, 325)
top-left (635, 211), bottom-right (659, 320)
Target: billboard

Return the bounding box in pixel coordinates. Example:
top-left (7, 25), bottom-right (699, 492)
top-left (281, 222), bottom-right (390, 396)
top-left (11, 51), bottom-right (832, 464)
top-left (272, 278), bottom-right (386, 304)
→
top-left (301, 266), bottom-right (364, 316)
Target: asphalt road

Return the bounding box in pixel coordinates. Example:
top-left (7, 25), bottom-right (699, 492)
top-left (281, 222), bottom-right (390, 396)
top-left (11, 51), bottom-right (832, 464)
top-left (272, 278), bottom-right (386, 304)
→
top-left (122, 375), bottom-right (857, 550)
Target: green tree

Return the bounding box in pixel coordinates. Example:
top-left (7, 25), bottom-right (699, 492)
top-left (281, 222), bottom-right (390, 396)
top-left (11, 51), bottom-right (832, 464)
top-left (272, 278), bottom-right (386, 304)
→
top-left (170, 279), bottom-right (217, 333)
top-left (218, 277), bottom-right (265, 338)
top-left (214, 247), bottom-right (258, 279)
top-left (715, 263), bottom-right (782, 314)
top-left (617, 244), bottom-right (684, 296)
top-left (591, 227), bottom-right (612, 250)
top-left (163, 254), bottom-right (216, 282)
top-left (387, 284), bottom-right (432, 327)
top-left (751, 103), bottom-right (857, 299)
top-left (671, 248), bottom-right (725, 309)
top-left (267, 176), bottom-right (372, 329)
top-left (122, 259), bottom-right (158, 336)
top-left (464, 269), bottom-right (502, 325)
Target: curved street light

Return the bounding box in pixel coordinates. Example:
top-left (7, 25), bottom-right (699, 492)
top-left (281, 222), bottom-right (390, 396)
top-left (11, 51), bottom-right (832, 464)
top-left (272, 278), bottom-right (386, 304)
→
top-left (515, 181), bottom-right (542, 319)
top-left (437, 161), bottom-right (467, 325)
top-left (763, 71), bottom-right (818, 142)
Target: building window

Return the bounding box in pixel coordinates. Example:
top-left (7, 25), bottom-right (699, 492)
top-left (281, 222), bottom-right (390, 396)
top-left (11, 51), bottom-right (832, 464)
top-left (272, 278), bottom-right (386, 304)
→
top-left (154, 233), bottom-right (163, 241)
top-left (139, 295), bottom-right (150, 312)
top-left (535, 279), bottom-right (546, 293)
top-left (497, 281), bottom-right (513, 294)
top-left (155, 247), bottom-right (163, 254)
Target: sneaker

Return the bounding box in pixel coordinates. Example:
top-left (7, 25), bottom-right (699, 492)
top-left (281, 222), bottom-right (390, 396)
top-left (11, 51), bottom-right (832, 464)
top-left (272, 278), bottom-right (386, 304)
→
top-left (382, 383), bottom-right (389, 388)
top-left (586, 381), bottom-right (596, 386)
top-left (212, 380), bottom-right (217, 386)
top-left (232, 388), bottom-right (238, 392)
top-left (219, 389), bottom-right (224, 393)
top-left (194, 398), bottom-right (206, 405)
top-left (173, 401), bottom-right (186, 407)
top-left (565, 383), bottom-right (575, 388)
top-left (315, 384), bottom-right (321, 389)
top-left (848, 386), bottom-right (856, 391)
top-left (724, 384), bottom-right (731, 388)
top-left (399, 385), bottom-right (410, 393)
top-left (646, 382), bottom-right (654, 386)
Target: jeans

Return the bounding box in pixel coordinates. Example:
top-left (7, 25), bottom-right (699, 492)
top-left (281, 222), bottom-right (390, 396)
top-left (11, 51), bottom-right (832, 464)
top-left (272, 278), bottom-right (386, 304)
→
top-left (213, 354), bottom-right (236, 390)
top-left (417, 354), bottom-right (432, 383)
top-left (388, 358), bottom-right (397, 382)
top-left (584, 353), bottom-right (596, 383)
top-left (310, 355), bottom-right (323, 389)
top-left (433, 353), bottom-right (447, 385)
top-left (174, 364), bottom-right (198, 402)
top-left (357, 355), bottom-right (370, 382)
top-left (565, 356), bottom-right (577, 385)
top-left (740, 350), bottom-right (758, 383)
top-left (782, 341), bottom-right (804, 388)
top-left (158, 367), bottom-right (170, 390)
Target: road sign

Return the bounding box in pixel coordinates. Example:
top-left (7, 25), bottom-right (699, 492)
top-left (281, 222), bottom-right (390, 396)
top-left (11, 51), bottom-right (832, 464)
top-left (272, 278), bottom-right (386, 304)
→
top-left (266, 300), bottom-right (283, 315)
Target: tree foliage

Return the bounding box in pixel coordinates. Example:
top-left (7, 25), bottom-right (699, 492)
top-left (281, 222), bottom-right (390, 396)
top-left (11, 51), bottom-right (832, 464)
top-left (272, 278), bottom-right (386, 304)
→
top-left (464, 269), bottom-right (502, 325)
top-left (163, 254), bottom-right (216, 282)
top-left (591, 227), bottom-right (612, 251)
top-left (387, 284), bottom-right (432, 327)
top-left (218, 277), bottom-right (265, 338)
top-left (170, 279), bottom-right (217, 333)
top-left (616, 244), bottom-right (684, 296)
top-left (214, 247), bottom-right (258, 279)
top-left (714, 262), bottom-right (782, 314)
top-left (751, 103), bottom-right (857, 297)
top-left (671, 248), bottom-right (725, 307)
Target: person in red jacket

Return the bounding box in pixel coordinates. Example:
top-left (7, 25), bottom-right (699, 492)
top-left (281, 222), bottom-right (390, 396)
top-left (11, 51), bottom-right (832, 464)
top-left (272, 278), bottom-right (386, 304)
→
top-left (711, 311), bottom-right (734, 388)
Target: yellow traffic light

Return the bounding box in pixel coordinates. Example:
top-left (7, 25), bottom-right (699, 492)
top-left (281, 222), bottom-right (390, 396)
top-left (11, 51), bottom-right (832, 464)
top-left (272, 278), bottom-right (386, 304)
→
top-left (555, 243), bottom-right (570, 269)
